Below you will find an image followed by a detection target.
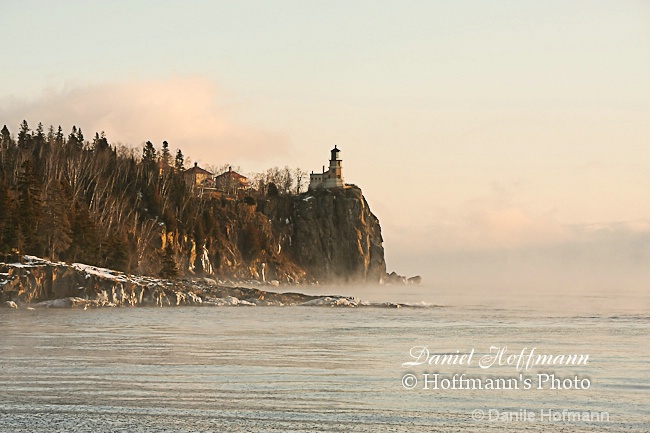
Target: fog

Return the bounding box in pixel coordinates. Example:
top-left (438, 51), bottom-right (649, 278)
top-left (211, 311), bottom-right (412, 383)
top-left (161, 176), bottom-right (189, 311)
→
top-left (384, 220), bottom-right (650, 292)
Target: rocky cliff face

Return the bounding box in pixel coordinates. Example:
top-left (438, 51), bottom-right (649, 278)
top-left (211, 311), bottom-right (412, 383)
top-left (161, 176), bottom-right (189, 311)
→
top-left (0, 186), bottom-right (386, 291)
top-left (164, 186), bottom-right (386, 284)
top-left (285, 186), bottom-right (386, 283)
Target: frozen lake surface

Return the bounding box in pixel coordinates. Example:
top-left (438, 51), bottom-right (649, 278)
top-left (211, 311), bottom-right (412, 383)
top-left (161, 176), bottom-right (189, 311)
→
top-left (1, 284), bottom-right (648, 432)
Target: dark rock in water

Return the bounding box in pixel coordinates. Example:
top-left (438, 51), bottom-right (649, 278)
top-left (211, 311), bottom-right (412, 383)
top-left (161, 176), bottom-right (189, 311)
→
top-left (385, 271), bottom-right (407, 285)
top-left (385, 272), bottom-right (421, 286)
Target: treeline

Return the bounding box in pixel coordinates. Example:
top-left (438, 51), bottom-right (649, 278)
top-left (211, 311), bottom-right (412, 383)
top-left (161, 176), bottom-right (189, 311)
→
top-left (0, 120), bottom-right (303, 275)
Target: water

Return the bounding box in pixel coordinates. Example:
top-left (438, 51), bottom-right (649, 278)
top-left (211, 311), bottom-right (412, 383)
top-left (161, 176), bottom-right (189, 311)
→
top-left (0, 284), bottom-right (648, 432)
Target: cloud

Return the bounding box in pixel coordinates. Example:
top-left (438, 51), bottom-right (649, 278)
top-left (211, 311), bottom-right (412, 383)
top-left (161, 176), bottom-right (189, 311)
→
top-left (0, 77), bottom-right (290, 164)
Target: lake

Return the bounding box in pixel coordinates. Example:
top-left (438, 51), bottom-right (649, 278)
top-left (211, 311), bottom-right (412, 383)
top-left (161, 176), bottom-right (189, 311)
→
top-left (1, 284), bottom-right (648, 432)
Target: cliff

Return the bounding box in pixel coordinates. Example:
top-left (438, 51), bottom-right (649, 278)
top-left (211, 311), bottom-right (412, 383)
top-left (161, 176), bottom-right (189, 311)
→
top-left (0, 127), bottom-right (388, 285)
top-left (0, 185), bottom-right (396, 307)
top-left (284, 186), bottom-right (386, 283)
top-left (165, 185), bottom-right (386, 284)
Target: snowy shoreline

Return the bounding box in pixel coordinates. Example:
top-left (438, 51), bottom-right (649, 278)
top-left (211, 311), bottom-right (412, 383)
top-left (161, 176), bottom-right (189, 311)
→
top-left (1, 256), bottom-right (430, 310)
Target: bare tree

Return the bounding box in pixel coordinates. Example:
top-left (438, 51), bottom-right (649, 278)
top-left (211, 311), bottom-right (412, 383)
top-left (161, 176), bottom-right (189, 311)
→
top-left (279, 166), bottom-right (292, 194)
top-left (294, 168), bottom-right (306, 194)
top-left (206, 163), bottom-right (242, 176)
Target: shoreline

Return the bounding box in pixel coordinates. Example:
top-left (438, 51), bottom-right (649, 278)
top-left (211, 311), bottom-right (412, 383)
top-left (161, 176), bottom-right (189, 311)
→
top-left (1, 256), bottom-right (427, 310)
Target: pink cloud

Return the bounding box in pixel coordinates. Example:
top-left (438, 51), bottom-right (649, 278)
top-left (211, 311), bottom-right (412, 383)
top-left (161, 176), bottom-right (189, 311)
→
top-left (0, 76), bottom-right (291, 163)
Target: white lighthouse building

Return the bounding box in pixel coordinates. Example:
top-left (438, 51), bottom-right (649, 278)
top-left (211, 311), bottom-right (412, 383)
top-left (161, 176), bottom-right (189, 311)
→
top-left (309, 146), bottom-right (345, 189)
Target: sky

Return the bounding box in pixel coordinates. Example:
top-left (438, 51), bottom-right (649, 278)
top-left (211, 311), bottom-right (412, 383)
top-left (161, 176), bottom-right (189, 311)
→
top-left (1, 0), bottom-right (649, 291)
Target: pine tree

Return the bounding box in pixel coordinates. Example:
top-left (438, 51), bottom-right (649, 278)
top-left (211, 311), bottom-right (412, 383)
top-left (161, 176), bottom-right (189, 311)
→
top-left (267, 182), bottom-right (279, 197)
top-left (32, 122), bottom-right (48, 163)
top-left (174, 149), bottom-right (184, 171)
top-left (42, 181), bottom-right (72, 261)
top-left (68, 126), bottom-right (79, 150)
top-left (160, 242), bottom-right (178, 279)
top-left (16, 159), bottom-right (43, 255)
top-left (55, 125), bottom-right (64, 147)
top-left (46, 125), bottom-right (55, 144)
top-left (92, 132), bottom-right (110, 154)
top-left (161, 141), bottom-right (171, 170)
top-left (3, 206), bottom-right (24, 258)
top-left (17, 120), bottom-right (31, 148)
top-left (35, 122), bottom-right (45, 142)
top-left (142, 141), bottom-right (156, 164)
top-left (0, 180), bottom-right (10, 254)
top-left (68, 203), bottom-right (100, 264)
top-left (77, 127), bottom-right (84, 148)
top-left (105, 231), bottom-right (130, 272)
top-left (0, 125), bottom-right (11, 167)
top-left (0, 125), bottom-right (10, 147)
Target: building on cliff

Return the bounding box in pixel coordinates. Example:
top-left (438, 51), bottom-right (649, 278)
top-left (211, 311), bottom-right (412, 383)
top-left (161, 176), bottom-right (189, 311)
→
top-left (184, 163), bottom-right (214, 192)
top-left (309, 146), bottom-right (345, 189)
top-left (215, 166), bottom-right (249, 196)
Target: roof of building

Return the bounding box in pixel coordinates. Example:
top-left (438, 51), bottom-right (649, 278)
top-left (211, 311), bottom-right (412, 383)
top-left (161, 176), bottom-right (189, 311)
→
top-left (215, 167), bottom-right (248, 181)
top-left (331, 145), bottom-right (339, 152)
top-left (184, 163), bottom-right (213, 176)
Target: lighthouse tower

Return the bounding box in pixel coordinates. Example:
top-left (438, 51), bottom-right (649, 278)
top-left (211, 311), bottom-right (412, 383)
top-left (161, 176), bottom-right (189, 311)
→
top-left (309, 145), bottom-right (345, 189)
top-left (324, 145), bottom-right (344, 188)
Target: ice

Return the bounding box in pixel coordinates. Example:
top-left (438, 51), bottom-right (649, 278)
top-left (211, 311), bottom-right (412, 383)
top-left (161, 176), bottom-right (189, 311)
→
top-left (301, 296), bottom-right (361, 307)
top-left (72, 263), bottom-right (129, 283)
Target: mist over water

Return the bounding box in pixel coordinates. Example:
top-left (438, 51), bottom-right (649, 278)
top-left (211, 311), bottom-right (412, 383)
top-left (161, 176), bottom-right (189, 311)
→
top-left (303, 282), bottom-right (650, 316)
top-left (1, 284), bottom-right (648, 432)
top-left (384, 219), bottom-right (650, 300)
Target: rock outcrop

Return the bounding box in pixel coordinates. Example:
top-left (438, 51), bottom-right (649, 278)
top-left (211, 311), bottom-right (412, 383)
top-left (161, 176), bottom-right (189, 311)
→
top-left (160, 185), bottom-right (386, 284)
top-left (294, 187), bottom-right (386, 283)
top-left (0, 257), bottom-right (203, 307)
top-left (407, 276), bottom-right (422, 285)
top-left (384, 272), bottom-right (423, 285)
top-left (0, 256), bottom-right (370, 308)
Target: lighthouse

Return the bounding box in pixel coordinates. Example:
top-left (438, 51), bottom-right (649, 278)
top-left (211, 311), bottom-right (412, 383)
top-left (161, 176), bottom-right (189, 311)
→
top-left (309, 145), bottom-right (345, 189)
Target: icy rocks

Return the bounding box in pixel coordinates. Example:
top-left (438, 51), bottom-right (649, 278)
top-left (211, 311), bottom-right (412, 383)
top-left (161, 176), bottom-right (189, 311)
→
top-left (301, 296), bottom-right (361, 307)
top-left (1, 256), bottom-right (419, 310)
top-left (0, 258), bottom-right (206, 308)
top-left (34, 297), bottom-right (93, 308)
top-left (202, 296), bottom-right (256, 306)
